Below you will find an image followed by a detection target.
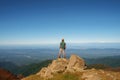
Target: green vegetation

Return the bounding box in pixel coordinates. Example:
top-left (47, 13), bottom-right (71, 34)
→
top-left (86, 64), bottom-right (110, 69)
top-left (0, 60), bottom-right (52, 76)
top-left (85, 55), bottom-right (120, 68)
top-left (23, 72), bottom-right (82, 80)
top-left (16, 60), bottom-right (52, 76)
top-left (23, 75), bottom-right (44, 80)
top-left (49, 73), bottom-right (81, 80)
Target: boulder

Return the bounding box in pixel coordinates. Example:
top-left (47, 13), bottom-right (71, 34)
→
top-left (37, 58), bottom-right (68, 79)
top-left (36, 67), bottom-right (53, 78)
top-left (81, 69), bottom-right (102, 80)
top-left (66, 54), bottom-right (85, 72)
top-left (50, 58), bottom-right (68, 73)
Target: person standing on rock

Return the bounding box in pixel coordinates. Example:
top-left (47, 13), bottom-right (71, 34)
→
top-left (58, 38), bottom-right (66, 58)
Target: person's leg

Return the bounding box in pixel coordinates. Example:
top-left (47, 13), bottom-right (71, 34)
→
top-left (62, 49), bottom-right (66, 58)
top-left (58, 48), bottom-right (62, 58)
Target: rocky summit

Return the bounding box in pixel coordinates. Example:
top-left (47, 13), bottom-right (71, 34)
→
top-left (22, 54), bottom-right (120, 80)
top-left (36, 54), bottom-right (86, 79)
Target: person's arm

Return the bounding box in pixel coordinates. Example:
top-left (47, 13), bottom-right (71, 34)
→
top-left (64, 43), bottom-right (66, 49)
top-left (60, 43), bottom-right (61, 49)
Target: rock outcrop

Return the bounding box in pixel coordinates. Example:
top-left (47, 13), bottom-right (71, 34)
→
top-left (37, 58), bottom-right (69, 78)
top-left (36, 54), bottom-right (86, 79)
top-left (66, 54), bottom-right (85, 72)
top-left (81, 68), bottom-right (120, 80)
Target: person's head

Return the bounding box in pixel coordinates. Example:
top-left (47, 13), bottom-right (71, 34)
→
top-left (62, 38), bottom-right (64, 42)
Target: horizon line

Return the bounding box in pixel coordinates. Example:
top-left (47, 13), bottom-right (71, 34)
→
top-left (0, 42), bottom-right (120, 46)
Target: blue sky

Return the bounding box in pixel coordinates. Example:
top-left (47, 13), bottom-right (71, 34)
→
top-left (0, 0), bottom-right (120, 45)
